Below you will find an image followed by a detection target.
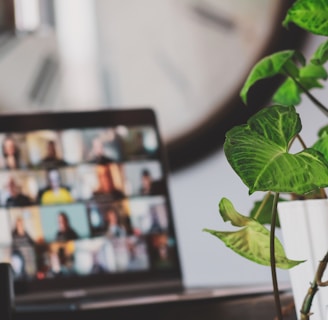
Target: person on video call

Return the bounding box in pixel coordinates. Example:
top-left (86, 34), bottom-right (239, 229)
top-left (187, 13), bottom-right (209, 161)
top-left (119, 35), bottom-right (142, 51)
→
top-left (139, 169), bottom-right (163, 196)
top-left (12, 217), bottom-right (34, 247)
top-left (11, 249), bottom-right (27, 279)
top-left (139, 169), bottom-right (153, 195)
top-left (88, 137), bottom-right (114, 164)
top-left (6, 177), bottom-right (33, 207)
top-left (55, 212), bottom-right (78, 241)
top-left (40, 168), bottom-right (74, 205)
top-left (92, 165), bottom-right (124, 201)
top-left (129, 131), bottom-right (148, 158)
top-left (105, 207), bottom-right (126, 238)
top-left (39, 140), bottom-right (67, 168)
top-left (54, 246), bottom-right (74, 275)
top-left (2, 135), bottom-right (21, 169)
top-left (148, 206), bottom-right (165, 234)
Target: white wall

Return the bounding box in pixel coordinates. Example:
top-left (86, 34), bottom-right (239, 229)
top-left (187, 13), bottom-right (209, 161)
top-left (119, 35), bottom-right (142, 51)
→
top-left (169, 34), bottom-right (328, 288)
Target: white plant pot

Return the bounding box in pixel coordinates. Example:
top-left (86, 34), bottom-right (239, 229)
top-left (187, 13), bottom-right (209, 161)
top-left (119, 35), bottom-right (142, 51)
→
top-left (278, 199), bottom-right (328, 320)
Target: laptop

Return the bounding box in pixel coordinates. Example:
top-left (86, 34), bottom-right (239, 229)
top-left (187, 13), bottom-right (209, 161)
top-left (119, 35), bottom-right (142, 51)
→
top-left (0, 108), bottom-right (288, 313)
top-left (0, 107), bottom-right (188, 310)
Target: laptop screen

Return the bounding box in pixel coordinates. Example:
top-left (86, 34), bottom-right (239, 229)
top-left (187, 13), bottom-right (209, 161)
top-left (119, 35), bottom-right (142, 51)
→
top-left (0, 108), bottom-right (182, 298)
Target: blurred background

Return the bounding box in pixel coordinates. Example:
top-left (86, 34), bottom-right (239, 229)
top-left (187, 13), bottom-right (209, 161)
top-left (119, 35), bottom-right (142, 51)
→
top-left (0, 0), bottom-right (325, 288)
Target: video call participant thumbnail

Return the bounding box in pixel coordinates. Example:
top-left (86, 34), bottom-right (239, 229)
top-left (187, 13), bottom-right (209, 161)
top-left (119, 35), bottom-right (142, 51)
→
top-left (92, 165), bottom-right (125, 201)
top-left (2, 135), bottom-right (21, 169)
top-left (40, 203), bottom-right (90, 243)
top-left (56, 212), bottom-right (79, 241)
top-left (39, 140), bottom-right (68, 169)
top-left (5, 177), bottom-right (34, 208)
top-left (39, 169), bottom-right (74, 205)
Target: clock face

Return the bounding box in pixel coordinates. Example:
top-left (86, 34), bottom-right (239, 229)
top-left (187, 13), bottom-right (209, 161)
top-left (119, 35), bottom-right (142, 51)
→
top-left (96, 0), bottom-right (278, 138)
top-left (93, 0), bottom-right (302, 169)
top-left (0, 0), bottom-right (302, 170)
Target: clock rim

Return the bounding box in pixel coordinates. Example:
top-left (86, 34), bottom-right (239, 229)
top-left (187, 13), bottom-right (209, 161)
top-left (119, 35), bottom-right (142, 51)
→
top-left (166, 0), bottom-right (306, 172)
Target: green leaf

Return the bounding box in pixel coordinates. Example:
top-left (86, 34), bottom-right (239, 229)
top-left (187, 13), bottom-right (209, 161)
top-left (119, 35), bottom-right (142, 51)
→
top-left (299, 77), bottom-right (323, 90)
top-left (311, 40), bottom-right (328, 65)
top-left (224, 105), bottom-right (328, 195)
top-left (240, 51), bottom-right (296, 104)
top-left (272, 63), bottom-right (325, 106)
top-left (203, 198), bottom-right (303, 269)
top-left (300, 63), bottom-right (328, 79)
top-left (283, 0), bottom-right (328, 36)
top-left (272, 78), bottom-right (301, 105)
top-left (318, 125), bottom-right (328, 137)
top-left (283, 60), bottom-right (301, 78)
top-left (313, 126), bottom-right (328, 162)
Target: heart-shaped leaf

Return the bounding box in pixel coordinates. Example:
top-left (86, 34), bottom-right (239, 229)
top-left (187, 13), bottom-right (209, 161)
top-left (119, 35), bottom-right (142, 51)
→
top-left (224, 105), bottom-right (328, 195)
top-left (240, 51), bottom-right (296, 104)
top-left (203, 198), bottom-right (303, 269)
top-left (283, 0), bottom-right (328, 36)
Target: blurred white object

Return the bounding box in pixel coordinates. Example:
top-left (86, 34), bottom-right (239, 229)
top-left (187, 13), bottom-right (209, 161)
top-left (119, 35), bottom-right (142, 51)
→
top-left (278, 199), bottom-right (328, 320)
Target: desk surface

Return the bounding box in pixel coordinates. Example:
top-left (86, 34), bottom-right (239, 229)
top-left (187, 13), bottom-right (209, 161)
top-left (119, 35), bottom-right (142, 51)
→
top-left (15, 289), bottom-right (297, 320)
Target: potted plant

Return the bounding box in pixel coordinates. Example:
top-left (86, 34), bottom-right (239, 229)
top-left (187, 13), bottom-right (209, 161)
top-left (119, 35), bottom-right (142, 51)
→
top-left (204, 1), bottom-right (328, 319)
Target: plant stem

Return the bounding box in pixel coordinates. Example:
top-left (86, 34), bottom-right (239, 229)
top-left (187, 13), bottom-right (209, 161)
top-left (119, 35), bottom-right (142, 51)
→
top-left (283, 68), bottom-right (328, 116)
top-left (270, 192), bottom-right (283, 320)
top-left (300, 280), bottom-right (318, 320)
top-left (298, 83), bottom-right (328, 117)
top-left (320, 188), bottom-right (327, 199)
top-left (296, 134), bottom-right (307, 150)
top-left (300, 252), bottom-right (328, 320)
top-left (253, 191), bottom-right (271, 220)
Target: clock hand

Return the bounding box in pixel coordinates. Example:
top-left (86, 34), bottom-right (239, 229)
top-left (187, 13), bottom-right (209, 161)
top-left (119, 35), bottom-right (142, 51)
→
top-left (153, 49), bottom-right (190, 98)
top-left (191, 3), bottom-right (235, 31)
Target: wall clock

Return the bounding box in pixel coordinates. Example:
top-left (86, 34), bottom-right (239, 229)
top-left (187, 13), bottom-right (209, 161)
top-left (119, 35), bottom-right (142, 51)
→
top-left (0, 0), bottom-right (304, 171)
top-left (93, 0), bottom-right (304, 170)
